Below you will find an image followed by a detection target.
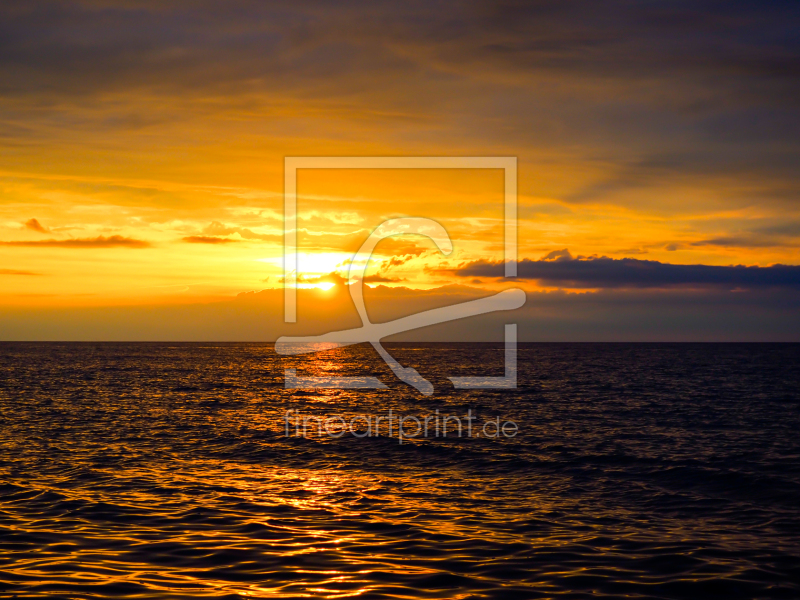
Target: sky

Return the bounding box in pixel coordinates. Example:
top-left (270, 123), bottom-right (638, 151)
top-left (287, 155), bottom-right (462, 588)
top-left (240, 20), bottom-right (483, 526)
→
top-left (0, 0), bottom-right (798, 340)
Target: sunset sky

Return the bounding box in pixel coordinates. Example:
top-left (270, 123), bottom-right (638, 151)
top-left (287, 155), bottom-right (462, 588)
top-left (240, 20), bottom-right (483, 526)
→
top-left (1, 0), bottom-right (798, 340)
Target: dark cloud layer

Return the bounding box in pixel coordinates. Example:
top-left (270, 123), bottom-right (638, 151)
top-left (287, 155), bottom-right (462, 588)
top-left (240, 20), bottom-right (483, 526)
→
top-left (2, 1), bottom-right (797, 97)
top-left (455, 256), bottom-right (800, 290)
top-left (1, 0), bottom-right (798, 186)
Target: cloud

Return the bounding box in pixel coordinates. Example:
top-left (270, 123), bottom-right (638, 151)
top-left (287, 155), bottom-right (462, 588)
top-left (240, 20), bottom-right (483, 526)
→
top-left (691, 229), bottom-right (800, 249)
top-left (541, 248), bottom-right (573, 262)
top-left (372, 239), bottom-right (430, 258)
top-left (182, 235), bottom-right (239, 244)
top-left (683, 220), bottom-right (800, 249)
top-left (0, 268), bottom-right (42, 276)
top-left (363, 274), bottom-right (403, 284)
top-left (279, 271), bottom-right (405, 286)
top-left (202, 222), bottom-right (279, 242)
top-left (691, 236), bottom-right (788, 249)
top-left (384, 254), bottom-right (416, 268)
top-left (24, 218), bottom-right (50, 234)
top-left (758, 221), bottom-right (800, 237)
top-left (0, 235), bottom-right (150, 248)
top-left (453, 255), bottom-right (800, 290)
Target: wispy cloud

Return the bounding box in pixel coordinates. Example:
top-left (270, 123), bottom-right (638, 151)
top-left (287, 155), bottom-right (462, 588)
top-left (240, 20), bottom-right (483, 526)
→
top-left (0, 235), bottom-right (150, 248)
top-left (0, 268), bottom-right (42, 275)
top-left (363, 274), bottom-right (403, 284)
top-left (202, 222), bottom-right (279, 242)
top-left (690, 236), bottom-right (794, 249)
top-left (690, 220), bottom-right (800, 249)
top-left (182, 236), bottom-right (239, 244)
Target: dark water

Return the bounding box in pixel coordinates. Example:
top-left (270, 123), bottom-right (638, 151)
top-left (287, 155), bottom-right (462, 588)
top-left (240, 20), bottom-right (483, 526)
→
top-left (0, 343), bottom-right (798, 599)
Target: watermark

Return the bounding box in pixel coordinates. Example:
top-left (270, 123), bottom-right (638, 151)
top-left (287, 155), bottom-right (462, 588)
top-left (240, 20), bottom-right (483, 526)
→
top-left (284, 409), bottom-right (519, 444)
top-left (276, 157), bottom-right (525, 395)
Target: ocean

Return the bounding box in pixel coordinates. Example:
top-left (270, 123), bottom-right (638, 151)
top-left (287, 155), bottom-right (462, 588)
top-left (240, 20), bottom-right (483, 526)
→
top-left (0, 342), bottom-right (798, 599)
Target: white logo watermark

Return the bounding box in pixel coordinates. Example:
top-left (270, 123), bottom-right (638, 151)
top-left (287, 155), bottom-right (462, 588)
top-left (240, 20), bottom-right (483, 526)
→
top-left (284, 409), bottom-right (519, 443)
top-left (276, 157), bottom-right (524, 395)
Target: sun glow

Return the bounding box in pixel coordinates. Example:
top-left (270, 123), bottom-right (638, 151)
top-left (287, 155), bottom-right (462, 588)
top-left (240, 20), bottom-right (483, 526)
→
top-left (297, 281), bottom-right (336, 291)
top-left (257, 252), bottom-right (354, 275)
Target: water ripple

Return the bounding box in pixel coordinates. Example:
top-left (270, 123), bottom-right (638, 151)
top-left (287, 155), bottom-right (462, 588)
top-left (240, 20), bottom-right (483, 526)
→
top-left (0, 342), bottom-right (798, 598)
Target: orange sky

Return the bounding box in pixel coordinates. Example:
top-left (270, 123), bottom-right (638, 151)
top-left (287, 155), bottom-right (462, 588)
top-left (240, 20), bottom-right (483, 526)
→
top-left (0, 1), bottom-right (798, 339)
top-left (1, 160), bottom-right (794, 307)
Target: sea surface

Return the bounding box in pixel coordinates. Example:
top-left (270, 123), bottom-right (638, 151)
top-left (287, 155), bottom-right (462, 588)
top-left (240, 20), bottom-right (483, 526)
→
top-left (0, 342), bottom-right (798, 599)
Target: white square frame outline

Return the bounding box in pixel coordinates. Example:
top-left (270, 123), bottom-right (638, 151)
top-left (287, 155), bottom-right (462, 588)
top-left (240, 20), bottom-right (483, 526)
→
top-left (281, 156), bottom-right (520, 392)
top-left (283, 156), bottom-right (517, 323)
